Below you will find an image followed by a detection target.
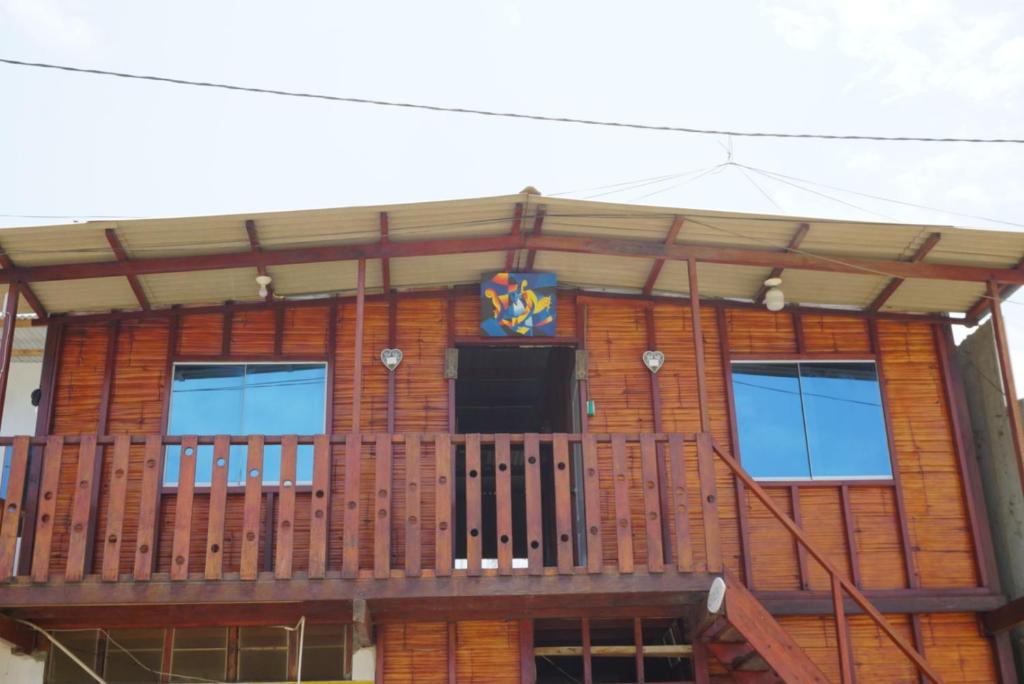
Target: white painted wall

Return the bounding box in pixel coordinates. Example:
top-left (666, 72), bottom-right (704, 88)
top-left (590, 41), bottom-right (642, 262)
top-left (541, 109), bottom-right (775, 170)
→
top-left (0, 644), bottom-right (44, 683)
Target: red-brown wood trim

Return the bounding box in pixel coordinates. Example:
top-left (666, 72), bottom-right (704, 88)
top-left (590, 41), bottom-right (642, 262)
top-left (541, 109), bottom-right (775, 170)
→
top-left (581, 617), bottom-right (593, 684)
top-left (245, 219), bottom-right (274, 302)
top-left (792, 308), bottom-right (807, 354)
top-left (519, 619), bottom-right (535, 684)
top-left (966, 257), bottom-right (1024, 324)
top-left (753, 222), bottom-right (810, 303)
top-left (0, 282), bottom-right (19, 425)
top-left (832, 573), bottom-right (855, 684)
top-left (688, 259), bottom-right (710, 432)
top-left (642, 215), bottom-right (685, 296)
top-left (448, 621), bottom-right (457, 684)
top-left (261, 490), bottom-right (275, 572)
top-left (158, 627), bottom-right (173, 683)
top-left (452, 335), bottom-right (578, 347)
top-left (84, 319), bottom-right (120, 573)
top-left (644, 307), bottom-right (672, 564)
top-left (869, 232), bottom-right (942, 312)
top-left (524, 207), bottom-right (547, 272)
top-left (505, 202), bottom-right (525, 271)
top-left (730, 351), bottom-right (877, 362)
top-left (0, 246), bottom-right (47, 318)
top-left (790, 485), bottom-right (810, 591)
top-left (868, 319), bottom-right (919, 589)
top-left (634, 616), bottom-right (645, 684)
top-left (447, 288), bottom-right (456, 434)
top-left (104, 228), bottom-right (151, 310)
top-left (987, 280), bottom-right (1024, 497)
top-left (839, 484), bottom-right (862, 589)
top-left (351, 259), bottom-right (366, 432)
top-left (576, 298), bottom-right (589, 433)
top-left (716, 303), bottom-right (753, 587)
top-left (221, 301), bottom-right (233, 356)
top-left (326, 298), bottom-right (338, 428)
top-left (910, 613), bottom-right (926, 684)
top-left (932, 323), bottom-right (989, 588)
top-left (386, 291), bottom-right (396, 434)
top-left (379, 211), bottom-right (391, 294)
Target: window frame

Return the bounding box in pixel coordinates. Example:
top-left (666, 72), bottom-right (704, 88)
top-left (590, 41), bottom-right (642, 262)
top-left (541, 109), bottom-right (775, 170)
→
top-left (730, 358), bottom-right (894, 482)
top-left (164, 360), bottom-right (329, 488)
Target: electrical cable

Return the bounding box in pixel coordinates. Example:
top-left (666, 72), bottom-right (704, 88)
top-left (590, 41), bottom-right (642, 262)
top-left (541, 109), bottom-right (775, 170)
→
top-left (3, 57), bottom-right (1024, 144)
top-left (15, 620), bottom-right (108, 684)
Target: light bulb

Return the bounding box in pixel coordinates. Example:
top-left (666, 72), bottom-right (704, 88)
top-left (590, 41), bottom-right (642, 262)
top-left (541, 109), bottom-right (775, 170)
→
top-left (256, 274), bottom-right (272, 299)
top-left (765, 286), bottom-right (785, 312)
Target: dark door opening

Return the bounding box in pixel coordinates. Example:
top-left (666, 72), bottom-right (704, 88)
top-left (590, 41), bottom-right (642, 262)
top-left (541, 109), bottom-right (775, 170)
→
top-left (454, 346), bottom-right (579, 566)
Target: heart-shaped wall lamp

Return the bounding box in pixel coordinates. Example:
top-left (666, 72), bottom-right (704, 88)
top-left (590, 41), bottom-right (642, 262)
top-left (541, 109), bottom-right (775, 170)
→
top-left (642, 350), bottom-right (665, 374)
top-left (380, 348), bottom-right (403, 372)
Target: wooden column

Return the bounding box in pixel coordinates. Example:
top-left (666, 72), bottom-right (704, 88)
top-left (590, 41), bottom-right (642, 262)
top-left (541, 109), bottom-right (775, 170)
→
top-left (987, 280), bottom-right (1024, 496)
top-left (0, 283), bottom-right (20, 426)
top-left (352, 259), bottom-right (366, 432)
top-left (687, 260), bottom-right (710, 432)
top-left (386, 291), bottom-right (396, 433)
top-left (644, 307), bottom-right (671, 564)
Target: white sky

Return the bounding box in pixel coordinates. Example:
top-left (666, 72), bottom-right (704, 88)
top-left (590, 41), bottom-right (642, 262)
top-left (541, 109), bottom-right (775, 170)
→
top-left (1, 0), bottom-right (1023, 389)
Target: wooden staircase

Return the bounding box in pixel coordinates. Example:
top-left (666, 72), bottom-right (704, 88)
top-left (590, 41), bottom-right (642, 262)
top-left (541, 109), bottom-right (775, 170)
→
top-left (696, 572), bottom-right (829, 684)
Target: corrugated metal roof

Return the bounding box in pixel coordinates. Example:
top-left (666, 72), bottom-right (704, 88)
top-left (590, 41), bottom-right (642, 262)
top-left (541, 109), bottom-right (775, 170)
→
top-left (0, 192), bottom-right (1020, 317)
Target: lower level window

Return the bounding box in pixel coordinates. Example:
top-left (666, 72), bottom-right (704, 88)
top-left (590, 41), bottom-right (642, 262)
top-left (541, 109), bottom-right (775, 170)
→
top-left (732, 361), bottom-right (892, 480)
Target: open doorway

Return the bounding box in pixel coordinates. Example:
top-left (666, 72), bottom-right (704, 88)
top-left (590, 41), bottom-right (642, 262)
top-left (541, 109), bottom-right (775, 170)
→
top-left (454, 346), bottom-right (580, 566)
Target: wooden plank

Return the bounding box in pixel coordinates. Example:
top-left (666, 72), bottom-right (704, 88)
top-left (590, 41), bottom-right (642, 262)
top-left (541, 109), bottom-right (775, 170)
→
top-left (341, 433), bottom-right (362, 578)
top-left (832, 573), bottom-right (854, 684)
top-left (374, 434), bottom-right (393, 579)
top-left (275, 435), bottom-right (298, 579)
top-left (84, 319), bottom-right (119, 574)
top-left (582, 618), bottom-right (593, 684)
top-left (868, 232), bottom-right (942, 311)
top-left (634, 617), bottom-right (645, 684)
top-left (435, 433), bottom-right (453, 576)
top-left (262, 493), bottom-right (275, 573)
top-left (668, 434), bottom-right (693, 572)
top-left (308, 434), bottom-right (331, 578)
top-left (0, 436), bottom-right (29, 579)
top-left (791, 486), bottom-right (810, 591)
top-left (64, 435), bottom-right (99, 581)
top-left (504, 202), bottom-right (524, 271)
top-left (639, 434), bottom-right (664, 573)
top-left (519, 619), bottom-right (535, 684)
top-left (696, 433), bottom-right (722, 573)
top-left (133, 435), bottom-right (164, 580)
top-left (170, 435), bottom-right (198, 581)
top-left (100, 435), bottom-right (131, 582)
top-left (465, 433), bottom-right (483, 576)
top-left (204, 435), bottom-right (230, 580)
top-left (351, 258), bottom-right (366, 431)
top-left (240, 435), bottom-right (264, 580)
top-left (494, 433), bottom-right (513, 575)
top-left (0, 284), bottom-right (19, 425)
top-left (839, 485), bottom-right (861, 589)
top-left (524, 433), bottom-right (544, 575)
top-left (688, 258), bottom-right (711, 432)
top-left (642, 215), bottom-right (685, 295)
top-left (581, 433), bottom-right (602, 574)
top-left (610, 434), bottom-right (635, 574)
top-left (30, 436), bottom-right (64, 582)
top-left (403, 434), bottom-right (422, 577)
top-left (553, 433), bottom-right (574, 574)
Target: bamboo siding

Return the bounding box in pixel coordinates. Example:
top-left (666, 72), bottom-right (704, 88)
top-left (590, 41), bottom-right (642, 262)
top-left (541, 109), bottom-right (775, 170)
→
top-left (380, 620), bottom-right (521, 684)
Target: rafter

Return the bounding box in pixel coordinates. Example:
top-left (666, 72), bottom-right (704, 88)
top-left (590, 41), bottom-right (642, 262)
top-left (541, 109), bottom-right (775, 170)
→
top-left (868, 232), bottom-right (942, 312)
top-left (504, 203), bottom-right (524, 272)
top-left (379, 212), bottom-right (391, 293)
top-left (642, 216), bottom-right (685, 296)
top-left (965, 256), bottom-right (1024, 324)
top-left (245, 220), bottom-right (273, 302)
top-left (0, 246), bottom-right (46, 319)
top-left (105, 228), bottom-right (150, 310)
top-left (752, 223), bottom-right (810, 303)
top-left (523, 207), bottom-right (547, 272)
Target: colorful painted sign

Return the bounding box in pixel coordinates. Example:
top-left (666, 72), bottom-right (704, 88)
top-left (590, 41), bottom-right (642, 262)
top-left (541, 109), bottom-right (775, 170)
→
top-left (480, 272), bottom-right (557, 337)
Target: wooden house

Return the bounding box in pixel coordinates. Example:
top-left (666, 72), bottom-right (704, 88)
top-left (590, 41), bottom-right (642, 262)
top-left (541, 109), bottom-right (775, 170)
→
top-left (0, 191), bottom-right (1022, 683)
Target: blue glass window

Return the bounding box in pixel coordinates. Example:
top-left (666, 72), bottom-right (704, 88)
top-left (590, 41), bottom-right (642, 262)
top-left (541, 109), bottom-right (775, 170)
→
top-left (165, 363), bottom-right (326, 486)
top-left (732, 361), bottom-right (891, 480)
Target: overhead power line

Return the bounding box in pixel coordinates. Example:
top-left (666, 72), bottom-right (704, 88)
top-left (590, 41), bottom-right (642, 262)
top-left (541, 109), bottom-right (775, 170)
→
top-left (3, 57), bottom-right (1024, 145)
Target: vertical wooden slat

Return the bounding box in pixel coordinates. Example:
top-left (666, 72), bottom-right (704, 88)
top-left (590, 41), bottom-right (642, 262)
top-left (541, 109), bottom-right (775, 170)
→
top-left (448, 621), bottom-right (458, 684)
top-left (0, 436), bottom-right (29, 579)
top-left (342, 433), bottom-right (362, 578)
top-left (84, 320), bottom-right (118, 574)
top-left (465, 433), bottom-right (482, 576)
top-left (553, 433), bottom-right (574, 573)
top-left (610, 434), bottom-right (634, 574)
top-left (639, 434), bottom-right (664, 573)
top-left (688, 258), bottom-right (711, 432)
top-left (696, 433), bottom-right (722, 573)
top-left (832, 573), bottom-right (854, 684)
top-left (581, 618), bottom-right (593, 684)
top-left (262, 491), bottom-right (276, 574)
top-left (581, 434), bottom-right (602, 574)
top-left (524, 433), bottom-right (544, 574)
top-left (65, 435), bottom-right (99, 581)
top-left (404, 433), bottom-right (422, 577)
top-left (0, 284), bottom-right (20, 432)
top-left (100, 435), bottom-right (131, 581)
top-left (240, 435), bottom-right (264, 580)
top-left (692, 639), bottom-right (710, 684)
top-left (374, 434), bottom-right (393, 579)
top-left (170, 435), bottom-right (198, 581)
top-left (840, 484), bottom-right (861, 588)
top-left (204, 435), bottom-right (230, 580)
top-left (351, 259), bottom-right (366, 431)
top-left (518, 619), bottom-right (536, 684)
top-left (435, 433), bottom-right (453, 576)
top-left (668, 434), bottom-right (693, 572)
top-left (791, 486), bottom-right (809, 591)
top-left (30, 435), bottom-right (64, 582)
top-left (495, 433), bottom-right (514, 575)
top-left (308, 434), bottom-right (331, 578)
top-left (634, 617), bottom-right (645, 684)
top-left (133, 435), bottom-right (164, 580)
top-left (645, 307), bottom-right (672, 566)
top-left (275, 435), bottom-right (298, 579)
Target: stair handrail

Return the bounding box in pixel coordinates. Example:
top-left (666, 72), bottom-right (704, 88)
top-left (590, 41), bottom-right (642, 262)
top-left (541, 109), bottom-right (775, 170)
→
top-left (709, 437), bottom-right (946, 684)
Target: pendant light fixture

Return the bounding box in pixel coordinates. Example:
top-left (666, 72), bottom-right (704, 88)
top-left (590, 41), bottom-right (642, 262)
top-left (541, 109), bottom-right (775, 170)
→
top-left (764, 277), bottom-right (785, 312)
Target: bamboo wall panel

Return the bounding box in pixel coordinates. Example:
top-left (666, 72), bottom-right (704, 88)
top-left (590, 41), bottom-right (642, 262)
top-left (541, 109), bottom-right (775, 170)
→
top-left (746, 488), bottom-right (801, 591)
top-left (918, 612), bottom-right (997, 683)
top-left (800, 314), bottom-right (871, 353)
top-left (379, 622), bottom-right (449, 684)
top-left (777, 615), bottom-right (842, 682)
top-left (848, 614), bottom-right (917, 682)
top-left (797, 487), bottom-right (853, 589)
top-left (849, 487), bottom-right (907, 589)
top-left (281, 305), bottom-right (328, 355)
top-left (230, 309), bottom-right (275, 355)
top-left (725, 309), bottom-right (797, 354)
top-left (454, 620), bottom-right (521, 684)
top-left (878, 320), bottom-right (978, 588)
top-left (177, 313), bottom-right (222, 355)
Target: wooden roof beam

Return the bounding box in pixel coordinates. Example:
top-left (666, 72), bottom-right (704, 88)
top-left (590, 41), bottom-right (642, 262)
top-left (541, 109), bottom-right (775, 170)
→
top-left (244, 220), bottom-right (273, 302)
top-left (642, 216), bottom-right (685, 296)
top-left (523, 207), bottom-right (547, 272)
top-left (965, 256), bottom-right (1024, 325)
top-left (3, 231), bottom-right (1024, 286)
top-left (752, 223), bottom-right (810, 303)
top-left (0, 246), bottom-right (46, 319)
top-left (379, 212), bottom-right (391, 293)
top-left (504, 203), bottom-right (524, 271)
top-left (104, 229), bottom-right (151, 311)
top-left (868, 232), bottom-right (942, 312)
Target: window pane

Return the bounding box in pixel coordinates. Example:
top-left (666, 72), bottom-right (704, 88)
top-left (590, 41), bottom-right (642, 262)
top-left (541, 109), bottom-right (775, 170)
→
top-left (170, 627), bottom-right (228, 682)
top-left (237, 627), bottom-right (288, 682)
top-left (732, 363), bottom-right (811, 478)
top-left (165, 365), bottom-right (244, 485)
top-left (800, 363), bottom-right (891, 478)
top-left (46, 629), bottom-right (98, 684)
top-left (300, 624), bottom-right (347, 680)
top-left (104, 629), bottom-right (164, 684)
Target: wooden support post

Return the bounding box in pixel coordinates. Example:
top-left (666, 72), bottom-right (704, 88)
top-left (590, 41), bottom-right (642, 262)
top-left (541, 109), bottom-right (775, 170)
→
top-left (525, 433), bottom-right (545, 574)
top-left (581, 618), bottom-right (593, 684)
top-left (374, 433), bottom-right (393, 579)
top-left (832, 573), bottom-right (854, 684)
top-left (581, 433), bottom-right (602, 573)
top-left (553, 433), bottom-right (574, 573)
top-left (610, 434), bottom-right (634, 573)
top-left (840, 484), bottom-right (862, 589)
top-left (386, 291), bottom-right (396, 434)
top-left (85, 319), bottom-right (119, 574)
top-left (987, 280), bottom-right (1024, 498)
top-left (644, 307), bottom-right (672, 565)
top-left (405, 433), bottom-right (422, 576)
top-left (519, 619), bottom-right (535, 684)
top-left (308, 434), bottom-right (331, 578)
top-left (791, 486), bottom-right (810, 591)
top-left (634, 617), bottom-right (645, 684)
top-left (495, 433), bottom-right (514, 575)
top-left (0, 283), bottom-right (20, 426)
top-left (435, 433), bottom-right (453, 576)
top-left (204, 435), bottom-right (229, 580)
top-left (687, 259), bottom-right (710, 432)
top-left (352, 258), bottom-right (366, 432)
top-left (341, 433), bottom-right (362, 579)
